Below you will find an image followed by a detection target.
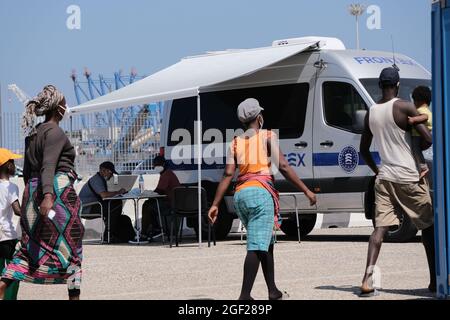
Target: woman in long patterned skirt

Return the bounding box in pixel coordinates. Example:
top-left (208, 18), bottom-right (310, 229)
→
top-left (0, 85), bottom-right (84, 300)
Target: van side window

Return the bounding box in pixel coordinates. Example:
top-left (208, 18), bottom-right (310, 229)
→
top-left (168, 83), bottom-right (309, 146)
top-left (322, 82), bottom-right (368, 133)
top-left (168, 97), bottom-right (197, 146)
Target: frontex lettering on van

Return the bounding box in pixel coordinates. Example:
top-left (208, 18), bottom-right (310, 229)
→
top-left (353, 56), bottom-right (417, 66)
top-left (285, 153), bottom-right (306, 167)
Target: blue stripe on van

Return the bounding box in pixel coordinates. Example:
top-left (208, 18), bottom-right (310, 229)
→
top-left (312, 152), bottom-right (381, 166)
top-left (168, 152), bottom-right (381, 171)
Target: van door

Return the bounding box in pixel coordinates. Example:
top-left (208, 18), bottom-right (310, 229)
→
top-left (313, 78), bottom-right (374, 212)
top-left (200, 82), bottom-right (315, 212)
top-left (270, 82), bottom-right (315, 211)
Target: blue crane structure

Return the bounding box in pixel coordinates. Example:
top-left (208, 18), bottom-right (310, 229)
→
top-left (70, 68), bottom-right (162, 170)
top-left (71, 68), bottom-right (154, 127)
top-left (432, 0), bottom-right (450, 299)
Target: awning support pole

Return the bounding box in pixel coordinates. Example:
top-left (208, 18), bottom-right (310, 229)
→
top-left (197, 90), bottom-right (202, 248)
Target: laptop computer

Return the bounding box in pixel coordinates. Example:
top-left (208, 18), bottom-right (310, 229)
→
top-left (107, 175), bottom-right (138, 193)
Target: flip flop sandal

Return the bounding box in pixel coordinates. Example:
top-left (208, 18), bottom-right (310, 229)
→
top-left (359, 288), bottom-right (380, 297)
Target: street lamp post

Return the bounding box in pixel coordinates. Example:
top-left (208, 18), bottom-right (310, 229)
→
top-left (349, 4), bottom-right (365, 50)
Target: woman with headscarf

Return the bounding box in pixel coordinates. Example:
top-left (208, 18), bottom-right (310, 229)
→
top-left (208, 98), bottom-right (317, 300)
top-left (0, 85), bottom-right (84, 300)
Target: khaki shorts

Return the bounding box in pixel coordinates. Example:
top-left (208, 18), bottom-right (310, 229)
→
top-left (374, 179), bottom-right (433, 230)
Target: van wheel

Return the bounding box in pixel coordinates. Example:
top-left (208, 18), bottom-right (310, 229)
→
top-left (212, 209), bottom-right (234, 240)
top-left (190, 195), bottom-right (234, 240)
top-left (371, 210), bottom-right (418, 242)
top-left (191, 207), bottom-right (234, 241)
top-left (279, 214), bottom-right (317, 239)
top-left (186, 182), bottom-right (234, 240)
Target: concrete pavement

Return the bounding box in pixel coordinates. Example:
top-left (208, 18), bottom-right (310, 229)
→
top-left (16, 227), bottom-right (435, 300)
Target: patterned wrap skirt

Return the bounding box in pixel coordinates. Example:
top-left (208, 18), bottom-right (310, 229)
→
top-left (1, 172), bottom-right (84, 290)
top-left (234, 187), bottom-right (275, 252)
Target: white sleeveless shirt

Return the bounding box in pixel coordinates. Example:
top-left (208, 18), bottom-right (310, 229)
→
top-left (369, 98), bottom-right (419, 183)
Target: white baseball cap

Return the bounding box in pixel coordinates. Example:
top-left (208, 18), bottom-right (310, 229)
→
top-left (237, 98), bottom-right (264, 123)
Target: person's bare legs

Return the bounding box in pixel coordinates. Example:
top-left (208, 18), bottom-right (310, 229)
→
top-left (361, 226), bottom-right (389, 292)
top-left (239, 251), bottom-right (260, 300)
top-left (421, 225), bottom-right (436, 292)
top-left (257, 244), bottom-right (282, 299)
top-left (68, 288), bottom-right (80, 300)
top-left (0, 280), bottom-right (7, 300)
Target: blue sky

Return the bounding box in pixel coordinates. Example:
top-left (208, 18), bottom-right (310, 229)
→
top-left (0, 0), bottom-right (431, 112)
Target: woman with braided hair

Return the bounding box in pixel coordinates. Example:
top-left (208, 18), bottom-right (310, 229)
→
top-left (0, 85), bottom-right (84, 300)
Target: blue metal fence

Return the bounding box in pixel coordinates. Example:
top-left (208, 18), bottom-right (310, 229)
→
top-left (432, 0), bottom-right (450, 299)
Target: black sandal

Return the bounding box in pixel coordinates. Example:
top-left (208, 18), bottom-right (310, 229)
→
top-left (269, 291), bottom-right (290, 300)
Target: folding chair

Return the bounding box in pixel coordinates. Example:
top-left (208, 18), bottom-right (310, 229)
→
top-left (80, 201), bottom-right (106, 244)
top-left (169, 186), bottom-right (216, 248)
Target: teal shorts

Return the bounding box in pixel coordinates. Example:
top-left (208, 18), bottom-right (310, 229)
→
top-left (234, 187), bottom-right (275, 252)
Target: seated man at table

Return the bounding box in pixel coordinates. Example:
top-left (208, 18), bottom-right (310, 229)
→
top-left (142, 156), bottom-right (180, 240)
top-left (79, 161), bottom-right (127, 243)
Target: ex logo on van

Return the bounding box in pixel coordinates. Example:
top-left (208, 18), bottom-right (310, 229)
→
top-left (286, 153), bottom-right (306, 167)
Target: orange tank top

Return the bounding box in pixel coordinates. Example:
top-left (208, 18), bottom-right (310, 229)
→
top-left (232, 130), bottom-right (273, 192)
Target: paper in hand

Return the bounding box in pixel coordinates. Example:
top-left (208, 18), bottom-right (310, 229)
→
top-left (48, 209), bottom-right (56, 220)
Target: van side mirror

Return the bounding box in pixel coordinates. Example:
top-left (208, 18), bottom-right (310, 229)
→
top-left (353, 110), bottom-right (367, 134)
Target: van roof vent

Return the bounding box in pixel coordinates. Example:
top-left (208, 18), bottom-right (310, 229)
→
top-left (272, 36), bottom-right (346, 50)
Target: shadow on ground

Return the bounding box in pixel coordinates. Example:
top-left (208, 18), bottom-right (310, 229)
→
top-left (315, 285), bottom-right (435, 299)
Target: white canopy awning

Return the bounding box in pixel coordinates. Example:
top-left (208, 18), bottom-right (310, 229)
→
top-left (69, 40), bottom-right (322, 247)
top-left (69, 41), bottom-right (319, 114)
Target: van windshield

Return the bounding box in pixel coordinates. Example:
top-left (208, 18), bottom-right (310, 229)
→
top-left (360, 78), bottom-right (431, 104)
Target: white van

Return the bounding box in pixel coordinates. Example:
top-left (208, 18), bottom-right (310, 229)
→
top-left (158, 36), bottom-right (431, 242)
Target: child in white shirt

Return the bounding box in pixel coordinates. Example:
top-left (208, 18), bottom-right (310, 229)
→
top-left (0, 148), bottom-right (22, 300)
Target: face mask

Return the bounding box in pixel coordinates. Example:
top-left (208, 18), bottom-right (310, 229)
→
top-left (35, 115), bottom-right (45, 126)
top-left (154, 166), bottom-right (164, 174)
top-left (258, 116), bottom-right (264, 129)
